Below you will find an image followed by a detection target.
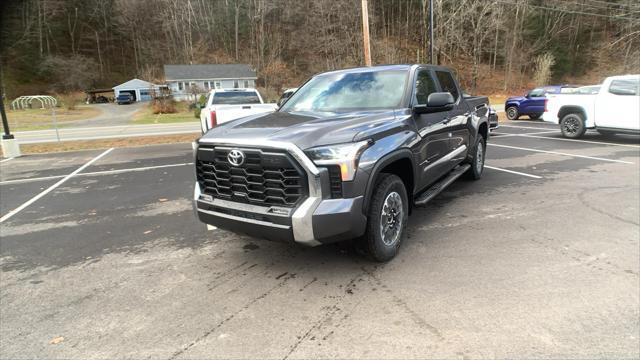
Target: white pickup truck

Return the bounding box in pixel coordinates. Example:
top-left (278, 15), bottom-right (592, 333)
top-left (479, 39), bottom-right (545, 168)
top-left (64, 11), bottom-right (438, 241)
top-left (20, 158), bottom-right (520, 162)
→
top-left (199, 89), bottom-right (277, 133)
top-left (543, 75), bottom-right (640, 138)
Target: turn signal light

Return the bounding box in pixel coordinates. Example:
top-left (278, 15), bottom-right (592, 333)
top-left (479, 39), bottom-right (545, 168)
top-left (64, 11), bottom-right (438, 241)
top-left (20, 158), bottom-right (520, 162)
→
top-left (210, 111), bottom-right (217, 128)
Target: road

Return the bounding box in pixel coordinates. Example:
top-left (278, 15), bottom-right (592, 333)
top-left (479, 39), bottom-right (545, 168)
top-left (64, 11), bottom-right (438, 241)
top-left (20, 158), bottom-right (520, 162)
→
top-left (14, 122), bottom-right (201, 144)
top-left (1, 123), bottom-right (638, 358)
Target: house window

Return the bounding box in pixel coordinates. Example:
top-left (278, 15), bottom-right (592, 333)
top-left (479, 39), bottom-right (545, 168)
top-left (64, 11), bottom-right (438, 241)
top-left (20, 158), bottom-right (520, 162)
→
top-left (234, 80), bottom-right (239, 88)
top-left (215, 81), bottom-right (221, 89)
top-left (244, 80), bottom-right (250, 88)
top-left (203, 82), bottom-right (210, 90)
top-left (178, 82), bottom-right (184, 91)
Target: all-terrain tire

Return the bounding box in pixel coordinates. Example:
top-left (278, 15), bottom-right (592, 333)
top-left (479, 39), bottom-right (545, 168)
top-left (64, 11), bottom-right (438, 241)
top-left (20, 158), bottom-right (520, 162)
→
top-left (506, 106), bottom-right (519, 120)
top-left (560, 113), bottom-right (586, 139)
top-left (361, 174), bottom-right (409, 262)
top-left (465, 136), bottom-right (486, 180)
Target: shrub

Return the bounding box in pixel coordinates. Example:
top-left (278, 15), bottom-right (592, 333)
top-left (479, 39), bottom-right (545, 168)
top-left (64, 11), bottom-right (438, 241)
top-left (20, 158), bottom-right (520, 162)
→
top-left (533, 53), bottom-right (556, 86)
top-left (57, 93), bottom-right (82, 110)
top-left (151, 98), bottom-right (177, 114)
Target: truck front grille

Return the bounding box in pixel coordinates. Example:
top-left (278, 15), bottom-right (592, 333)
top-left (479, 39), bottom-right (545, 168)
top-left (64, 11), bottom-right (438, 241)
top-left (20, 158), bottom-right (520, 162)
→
top-left (196, 145), bottom-right (308, 207)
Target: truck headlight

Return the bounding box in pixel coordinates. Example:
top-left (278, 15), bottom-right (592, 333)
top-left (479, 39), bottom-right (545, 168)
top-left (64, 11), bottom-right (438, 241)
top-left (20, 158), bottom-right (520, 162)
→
top-left (305, 140), bottom-right (371, 181)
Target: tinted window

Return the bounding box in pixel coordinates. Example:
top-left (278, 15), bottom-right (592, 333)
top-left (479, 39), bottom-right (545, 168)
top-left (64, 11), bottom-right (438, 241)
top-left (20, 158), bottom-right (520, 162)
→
top-left (280, 70), bottom-right (408, 112)
top-left (529, 88), bottom-right (545, 97)
top-left (212, 92), bottom-right (261, 104)
top-left (609, 79), bottom-right (639, 96)
top-left (435, 71), bottom-right (459, 100)
top-left (415, 70), bottom-right (438, 105)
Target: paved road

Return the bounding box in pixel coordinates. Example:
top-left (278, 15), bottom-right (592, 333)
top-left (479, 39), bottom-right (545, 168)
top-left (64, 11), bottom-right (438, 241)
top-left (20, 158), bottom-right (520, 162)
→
top-left (14, 122), bottom-right (201, 144)
top-left (72, 102), bottom-right (146, 127)
top-left (0, 125), bottom-right (638, 358)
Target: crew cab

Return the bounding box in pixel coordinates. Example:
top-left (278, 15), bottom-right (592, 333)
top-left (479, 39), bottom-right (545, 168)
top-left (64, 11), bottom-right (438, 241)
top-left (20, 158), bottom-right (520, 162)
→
top-left (542, 75), bottom-right (640, 138)
top-left (199, 89), bottom-right (277, 133)
top-left (505, 85), bottom-right (576, 120)
top-left (193, 65), bottom-right (490, 261)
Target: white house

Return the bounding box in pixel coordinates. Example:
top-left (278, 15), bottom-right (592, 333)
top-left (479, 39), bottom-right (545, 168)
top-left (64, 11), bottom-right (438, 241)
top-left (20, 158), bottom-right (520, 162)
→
top-left (164, 64), bottom-right (258, 101)
top-left (112, 79), bottom-right (167, 102)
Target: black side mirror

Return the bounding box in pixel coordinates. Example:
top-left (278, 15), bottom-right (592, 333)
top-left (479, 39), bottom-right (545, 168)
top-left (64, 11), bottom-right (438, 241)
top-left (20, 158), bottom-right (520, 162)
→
top-left (413, 92), bottom-right (455, 114)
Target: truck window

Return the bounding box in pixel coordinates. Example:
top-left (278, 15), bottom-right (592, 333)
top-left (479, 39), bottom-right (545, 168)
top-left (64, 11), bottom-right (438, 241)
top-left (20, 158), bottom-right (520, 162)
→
top-left (212, 91), bottom-right (261, 105)
top-left (435, 71), bottom-right (459, 101)
top-left (415, 70), bottom-right (438, 105)
top-left (609, 79), bottom-right (639, 96)
top-left (529, 88), bottom-right (545, 97)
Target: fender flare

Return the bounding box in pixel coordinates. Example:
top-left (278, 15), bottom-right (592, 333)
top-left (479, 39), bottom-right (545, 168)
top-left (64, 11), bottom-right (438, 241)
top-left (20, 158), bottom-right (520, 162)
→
top-left (362, 148), bottom-right (416, 213)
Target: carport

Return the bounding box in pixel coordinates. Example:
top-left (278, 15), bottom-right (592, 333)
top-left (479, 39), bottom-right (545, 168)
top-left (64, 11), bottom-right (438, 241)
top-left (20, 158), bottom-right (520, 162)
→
top-left (112, 79), bottom-right (167, 102)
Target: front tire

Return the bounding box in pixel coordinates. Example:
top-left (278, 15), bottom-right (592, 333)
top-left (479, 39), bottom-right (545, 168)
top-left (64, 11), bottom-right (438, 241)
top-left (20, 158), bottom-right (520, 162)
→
top-left (560, 113), bottom-right (586, 139)
top-left (506, 106), bottom-right (519, 120)
top-left (466, 136), bottom-right (486, 180)
top-left (361, 174), bottom-right (408, 262)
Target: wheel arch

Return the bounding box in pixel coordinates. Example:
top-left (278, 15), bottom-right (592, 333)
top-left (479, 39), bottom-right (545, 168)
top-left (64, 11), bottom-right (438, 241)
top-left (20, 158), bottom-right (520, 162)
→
top-left (363, 149), bottom-right (415, 215)
top-left (558, 105), bottom-right (587, 122)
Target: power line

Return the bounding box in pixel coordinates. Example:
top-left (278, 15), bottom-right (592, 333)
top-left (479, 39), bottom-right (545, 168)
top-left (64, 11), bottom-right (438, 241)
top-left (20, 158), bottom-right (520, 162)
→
top-left (494, 0), bottom-right (640, 21)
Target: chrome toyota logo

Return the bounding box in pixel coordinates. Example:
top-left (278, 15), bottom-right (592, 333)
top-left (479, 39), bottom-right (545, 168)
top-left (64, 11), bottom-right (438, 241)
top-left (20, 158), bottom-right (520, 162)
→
top-left (227, 149), bottom-right (245, 166)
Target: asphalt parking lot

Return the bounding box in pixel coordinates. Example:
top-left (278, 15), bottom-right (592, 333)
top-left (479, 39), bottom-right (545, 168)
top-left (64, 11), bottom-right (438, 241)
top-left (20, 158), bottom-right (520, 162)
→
top-left (1, 121), bottom-right (639, 359)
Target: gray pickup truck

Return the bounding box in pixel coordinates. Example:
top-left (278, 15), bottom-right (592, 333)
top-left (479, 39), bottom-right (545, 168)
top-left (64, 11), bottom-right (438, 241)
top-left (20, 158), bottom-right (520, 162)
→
top-left (193, 64), bottom-right (490, 261)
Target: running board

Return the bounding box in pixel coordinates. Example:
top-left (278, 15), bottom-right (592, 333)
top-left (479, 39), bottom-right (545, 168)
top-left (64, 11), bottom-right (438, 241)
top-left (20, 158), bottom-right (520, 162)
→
top-left (413, 164), bottom-right (471, 206)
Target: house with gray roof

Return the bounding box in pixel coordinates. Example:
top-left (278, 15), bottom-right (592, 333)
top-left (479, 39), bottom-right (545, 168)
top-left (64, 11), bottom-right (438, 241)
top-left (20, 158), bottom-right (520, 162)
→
top-left (164, 64), bottom-right (258, 100)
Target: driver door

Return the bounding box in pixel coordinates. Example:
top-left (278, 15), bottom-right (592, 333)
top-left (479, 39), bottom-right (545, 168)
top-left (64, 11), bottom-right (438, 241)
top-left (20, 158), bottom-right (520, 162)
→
top-left (412, 68), bottom-right (452, 190)
top-left (522, 87), bottom-right (546, 115)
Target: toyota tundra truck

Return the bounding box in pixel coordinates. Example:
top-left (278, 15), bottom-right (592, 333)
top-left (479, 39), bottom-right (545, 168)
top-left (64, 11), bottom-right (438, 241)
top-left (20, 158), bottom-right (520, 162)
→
top-left (200, 88), bottom-right (277, 133)
top-left (542, 75), bottom-right (640, 138)
top-left (193, 65), bottom-right (490, 261)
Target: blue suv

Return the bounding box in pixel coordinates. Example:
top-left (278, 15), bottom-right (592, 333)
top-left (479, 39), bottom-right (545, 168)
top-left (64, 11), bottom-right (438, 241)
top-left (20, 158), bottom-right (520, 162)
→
top-left (505, 85), bottom-right (576, 120)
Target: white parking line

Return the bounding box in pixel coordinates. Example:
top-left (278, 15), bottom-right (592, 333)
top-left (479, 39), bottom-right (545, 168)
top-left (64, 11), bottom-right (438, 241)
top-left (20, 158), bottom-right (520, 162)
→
top-left (0, 148), bottom-right (114, 223)
top-left (500, 124), bottom-right (557, 131)
top-left (488, 143), bottom-right (634, 164)
top-left (507, 133), bottom-right (640, 148)
top-left (492, 130), bottom-right (558, 137)
top-left (485, 165), bottom-right (542, 179)
top-left (0, 162), bottom-right (194, 186)
top-left (0, 157), bottom-right (14, 164)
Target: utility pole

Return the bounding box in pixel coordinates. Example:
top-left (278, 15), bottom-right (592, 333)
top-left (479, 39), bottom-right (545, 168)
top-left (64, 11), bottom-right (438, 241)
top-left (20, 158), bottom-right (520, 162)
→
top-left (361, 0), bottom-right (372, 66)
top-left (0, 61), bottom-right (21, 158)
top-left (429, 0), bottom-right (434, 64)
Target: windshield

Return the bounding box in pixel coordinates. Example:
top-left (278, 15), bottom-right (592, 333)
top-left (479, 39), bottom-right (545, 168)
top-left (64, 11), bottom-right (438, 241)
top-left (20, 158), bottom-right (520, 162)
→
top-left (212, 91), bottom-right (261, 105)
top-left (281, 70), bottom-right (408, 112)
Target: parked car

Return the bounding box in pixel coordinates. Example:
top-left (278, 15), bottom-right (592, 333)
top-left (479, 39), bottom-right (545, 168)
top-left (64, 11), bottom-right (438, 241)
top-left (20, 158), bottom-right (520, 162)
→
top-left (116, 94), bottom-right (134, 105)
top-left (199, 88), bottom-right (277, 133)
top-left (505, 85), bottom-right (577, 120)
top-left (277, 87), bottom-right (298, 107)
top-left (488, 106), bottom-right (499, 131)
top-left (193, 64), bottom-right (490, 261)
top-left (542, 75), bottom-right (640, 138)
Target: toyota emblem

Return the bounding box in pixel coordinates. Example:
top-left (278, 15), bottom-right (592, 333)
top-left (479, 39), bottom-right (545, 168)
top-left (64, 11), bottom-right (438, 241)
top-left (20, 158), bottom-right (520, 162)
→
top-left (227, 149), bottom-right (245, 166)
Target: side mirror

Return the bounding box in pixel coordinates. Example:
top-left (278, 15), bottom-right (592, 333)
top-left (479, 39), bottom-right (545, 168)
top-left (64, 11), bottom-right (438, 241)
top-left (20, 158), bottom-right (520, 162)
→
top-left (427, 92), bottom-right (455, 107)
top-left (413, 92), bottom-right (455, 114)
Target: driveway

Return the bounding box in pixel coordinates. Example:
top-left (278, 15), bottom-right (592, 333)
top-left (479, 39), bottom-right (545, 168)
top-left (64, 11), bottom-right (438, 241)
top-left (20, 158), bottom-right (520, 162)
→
top-left (72, 102), bottom-right (146, 128)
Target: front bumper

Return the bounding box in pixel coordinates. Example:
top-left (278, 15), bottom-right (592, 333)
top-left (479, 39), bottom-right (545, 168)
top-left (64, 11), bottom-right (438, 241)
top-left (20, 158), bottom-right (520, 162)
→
top-left (193, 139), bottom-right (367, 246)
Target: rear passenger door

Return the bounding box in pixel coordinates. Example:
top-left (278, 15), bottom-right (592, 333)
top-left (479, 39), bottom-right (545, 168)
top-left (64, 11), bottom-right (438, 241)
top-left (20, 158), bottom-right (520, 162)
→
top-left (434, 70), bottom-right (470, 155)
top-left (412, 68), bottom-right (452, 189)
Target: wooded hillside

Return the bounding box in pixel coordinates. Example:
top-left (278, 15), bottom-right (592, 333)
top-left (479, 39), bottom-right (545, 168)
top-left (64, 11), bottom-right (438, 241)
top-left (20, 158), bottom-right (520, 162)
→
top-left (1, 0), bottom-right (638, 98)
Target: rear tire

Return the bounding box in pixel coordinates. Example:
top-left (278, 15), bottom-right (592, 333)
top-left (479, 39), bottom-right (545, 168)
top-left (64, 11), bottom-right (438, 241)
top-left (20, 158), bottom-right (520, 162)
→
top-left (506, 106), bottom-right (519, 120)
top-left (361, 174), bottom-right (408, 262)
top-left (465, 136), bottom-right (486, 180)
top-left (560, 113), bottom-right (586, 139)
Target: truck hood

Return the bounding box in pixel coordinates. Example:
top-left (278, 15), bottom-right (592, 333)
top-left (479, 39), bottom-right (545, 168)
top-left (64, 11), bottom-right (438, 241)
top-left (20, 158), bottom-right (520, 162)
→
top-left (199, 109), bottom-right (400, 150)
top-left (506, 96), bottom-right (526, 104)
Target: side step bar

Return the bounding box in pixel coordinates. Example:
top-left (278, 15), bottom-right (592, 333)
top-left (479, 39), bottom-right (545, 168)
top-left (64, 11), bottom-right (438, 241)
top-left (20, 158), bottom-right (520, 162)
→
top-left (413, 164), bottom-right (471, 206)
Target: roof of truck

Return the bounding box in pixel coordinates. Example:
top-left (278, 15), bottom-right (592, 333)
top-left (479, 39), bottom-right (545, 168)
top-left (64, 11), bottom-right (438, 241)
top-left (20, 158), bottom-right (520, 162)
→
top-left (316, 64), bottom-right (452, 77)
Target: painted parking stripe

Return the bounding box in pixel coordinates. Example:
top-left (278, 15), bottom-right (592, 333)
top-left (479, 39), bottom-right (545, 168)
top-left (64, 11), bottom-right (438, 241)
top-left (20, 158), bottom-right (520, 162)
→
top-left (0, 148), bottom-right (114, 223)
top-left (0, 157), bottom-right (14, 164)
top-left (0, 162), bottom-right (194, 186)
top-left (500, 124), bottom-right (558, 131)
top-left (485, 165), bottom-right (542, 179)
top-left (506, 133), bottom-right (640, 148)
top-left (488, 143), bottom-right (634, 164)
top-left (492, 130), bottom-right (558, 137)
